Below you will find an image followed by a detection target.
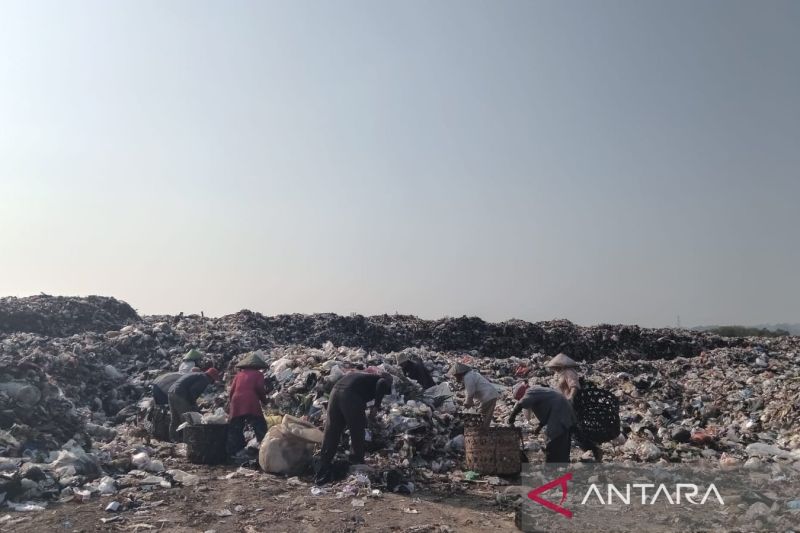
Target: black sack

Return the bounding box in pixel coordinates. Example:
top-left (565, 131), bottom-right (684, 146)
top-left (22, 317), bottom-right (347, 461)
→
top-left (573, 379), bottom-right (620, 444)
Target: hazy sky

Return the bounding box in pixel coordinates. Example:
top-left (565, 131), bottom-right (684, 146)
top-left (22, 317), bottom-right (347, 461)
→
top-left (1, 1), bottom-right (798, 327)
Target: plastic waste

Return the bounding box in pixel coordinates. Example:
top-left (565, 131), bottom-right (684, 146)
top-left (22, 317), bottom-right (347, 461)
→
top-left (50, 443), bottom-right (102, 479)
top-left (97, 476), bottom-right (116, 495)
top-left (7, 501), bottom-right (46, 512)
top-left (103, 365), bottom-right (124, 381)
top-left (130, 452), bottom-right (164, 472)
top-left (328, 365), bottom-right (345, 384)
top-left (167, 469), bottom-right (200, 486)
top-left (201, 408), bottom-right (228, 425)
top-left (0, 382), bottom-right (42, 408)
top-left (105, 501), bottom-right (121, 512)
top-left (259, 415), bottom-right (322, 475)
top-left (745, 443), bottom-right (798, 460)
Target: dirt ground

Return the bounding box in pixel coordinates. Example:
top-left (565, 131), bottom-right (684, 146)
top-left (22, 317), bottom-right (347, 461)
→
top-left (1, 462), bottom-right (517, 533)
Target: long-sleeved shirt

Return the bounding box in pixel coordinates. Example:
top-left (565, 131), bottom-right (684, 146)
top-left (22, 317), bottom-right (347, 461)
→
top-left (463, 370), bottom-right (499, 405)
top-left (513, 386), bottom-right (576, 439)
top-left (152, 372), bottom-right (182, 405)
top-left (169, 373), bottom-right (212, 404)
top-left (400, 360), bottom-right (435, 389)
top-left (332, 372), bottom-right (391, 408)
top-left (228, 369), bottom-right (268, 419)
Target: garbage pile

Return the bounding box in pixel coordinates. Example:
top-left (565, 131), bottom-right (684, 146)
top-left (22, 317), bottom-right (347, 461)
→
top-left (1, 295), bottom-right (737, 361)
top-left (0, 295), bottom-right (798, 515)
top-left (218, 312), bottom-right (734, 359)
top-left (0, 295), bottom-right (139, 336)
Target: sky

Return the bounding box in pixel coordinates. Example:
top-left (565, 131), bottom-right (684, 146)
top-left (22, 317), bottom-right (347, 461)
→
top-left (1, 0), bottom-right (798, 328)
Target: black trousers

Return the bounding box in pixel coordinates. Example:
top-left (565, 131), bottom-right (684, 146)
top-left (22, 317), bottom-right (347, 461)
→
top-left (319, 387), bottom-right (367, 468)
top-left (152, 385), bottom-right (168, 406)
top-left (545, 430), bottom-right (572, 463)
top-left (227, 414), bottom-right (267, 455)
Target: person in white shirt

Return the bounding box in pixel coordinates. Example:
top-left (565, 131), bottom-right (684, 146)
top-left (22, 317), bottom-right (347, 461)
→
top-left (451, 362), bottom-right (499, 431)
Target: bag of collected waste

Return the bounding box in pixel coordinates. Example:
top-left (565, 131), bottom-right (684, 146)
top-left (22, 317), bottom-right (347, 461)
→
top-left (573, 379), bottom-right (620, 444)
top-left (258, 415), bottom-right (323, 476)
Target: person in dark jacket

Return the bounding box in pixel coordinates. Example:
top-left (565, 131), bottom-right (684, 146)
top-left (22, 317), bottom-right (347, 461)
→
top-left (168, 368), bottom-right (220, 441)
top-left (152, 368), bottom-right (201, 406)
top-left (152, 372), bottom-right (182, 406)
top-left (315, 372), bottom-right (393, 484)
top-left (508, 386), bottom-right (576, 463)
top-left (395, 353), bottom-right (435, 389)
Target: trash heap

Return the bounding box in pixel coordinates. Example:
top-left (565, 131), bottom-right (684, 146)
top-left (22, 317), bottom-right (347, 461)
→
top-left (0, 295), bottom-right (139, 336)
top-left (213, 312), bottom-right (735, 359)
top-left (0, 295), bottom-right (798, 513)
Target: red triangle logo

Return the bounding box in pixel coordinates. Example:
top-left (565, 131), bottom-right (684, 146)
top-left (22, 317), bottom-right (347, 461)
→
top-left (527, 472), bottom-right (573, 518)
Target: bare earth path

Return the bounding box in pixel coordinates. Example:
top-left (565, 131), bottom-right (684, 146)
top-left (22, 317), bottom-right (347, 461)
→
top-left (2, 463), bottom-right (516, 533)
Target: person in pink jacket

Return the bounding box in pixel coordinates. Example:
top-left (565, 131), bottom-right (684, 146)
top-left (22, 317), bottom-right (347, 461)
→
top-left (227, 352), bottom-right (269, 456)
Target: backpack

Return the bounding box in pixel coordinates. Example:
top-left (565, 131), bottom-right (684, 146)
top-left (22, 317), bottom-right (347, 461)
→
top-left (573, 378), bottom-right (621, 444)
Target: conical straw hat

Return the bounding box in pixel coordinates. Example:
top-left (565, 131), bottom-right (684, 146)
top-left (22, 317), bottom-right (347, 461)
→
top-left (546, 353), bottom-right (577, 368)
top-left (235, 352), bottom-right (268, 369)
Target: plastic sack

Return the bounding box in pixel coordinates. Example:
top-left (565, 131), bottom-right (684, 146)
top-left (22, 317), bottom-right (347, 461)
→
top-left (50, 443), bottom-right (101, 480)
top-left (423, 382), bottom-right (454, 410)
top-left (201, 408), bottom-right (227, 425)
top-left (97, 476), bottom-right (116, 495)
top-left (328, 365), bottom-right (345, 384)
top-left (8, 501), bottom-right (46, 512)
top-left (167, 469), bottom-right (200, 486)
top-left (258, 415), bottom-right (323, 475)
top-left (0, 381), bottom-right (42, 408)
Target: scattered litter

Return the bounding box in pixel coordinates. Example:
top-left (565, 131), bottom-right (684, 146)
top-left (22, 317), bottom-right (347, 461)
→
top-left (7, 501), bottom-right (46, 512)
top-left (351, 498), bottom-right (366, 507)
top-left (105, 501), bottom-right (121, 512)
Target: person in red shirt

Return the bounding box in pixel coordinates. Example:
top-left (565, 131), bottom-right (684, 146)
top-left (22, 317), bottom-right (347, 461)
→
top-left (227, 352), bottom-right (269, 456)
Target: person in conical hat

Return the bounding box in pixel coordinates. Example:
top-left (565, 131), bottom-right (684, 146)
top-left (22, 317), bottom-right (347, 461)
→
top-left (546, 353), bottom-right (578, 369)
top-left (546, 353), bottom-right (602, 462)
top-left (178, 348), bottom-right (204, 374)
top-left (396, 353), bottom-right (434, 389)
top-left (546, 353), bottom-right (580, 400)
top-left (451, 361), bottom-right (498, 431)
top-left (227, 352), bottom-right (268, 456)
top-left (235, 352), bottom-right (268, 369)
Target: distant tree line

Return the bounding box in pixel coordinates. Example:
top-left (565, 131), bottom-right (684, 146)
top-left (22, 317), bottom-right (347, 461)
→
top-left (706, 326), bottom-right (790, 338)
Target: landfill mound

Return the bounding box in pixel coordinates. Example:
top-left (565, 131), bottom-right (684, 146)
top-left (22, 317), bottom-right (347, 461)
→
top-left (0, 295), bottom-right (733, 360)
top-left (0, 295), bottom-right (140, 337)
top-left (221, 311), bottom-right (733, 359)
top-left (1, 295), bottom-right (799, 525)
